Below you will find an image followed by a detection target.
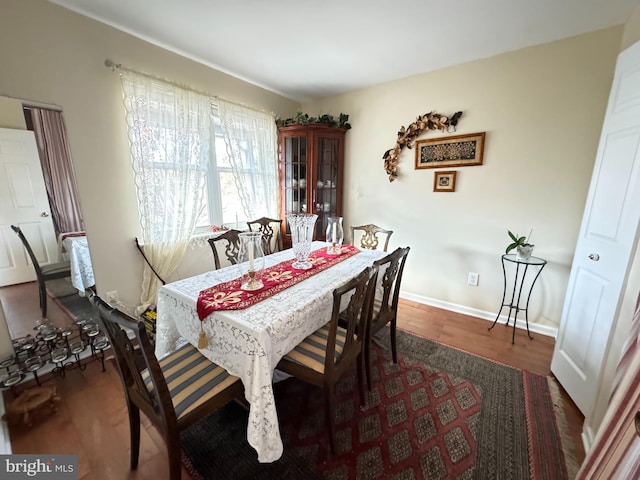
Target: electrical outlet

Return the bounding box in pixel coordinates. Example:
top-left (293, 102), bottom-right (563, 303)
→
top-left (467, 272), bottom-right (479, 286)
top-left (105, 290), bottom-right (118, 303)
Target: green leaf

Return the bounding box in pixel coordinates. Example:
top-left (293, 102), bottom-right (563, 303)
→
top-left (506, 228), bottom-right (528, 254)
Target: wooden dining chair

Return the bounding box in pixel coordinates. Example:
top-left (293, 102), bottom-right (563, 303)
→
top-left (276, 266), bottom-right (378, 453)
top-left (364, 246), bottom-right (410, 389)
top-left (350, 223), bottom-right (393, 252)
top-left (207, 229), bottom-right (242, 269)
top-left (247, 217), bottom-right (283, 255)
top-left (91, 294), bottom-right (243, 480)
top-left (11, 225), bottom-right (71, 318)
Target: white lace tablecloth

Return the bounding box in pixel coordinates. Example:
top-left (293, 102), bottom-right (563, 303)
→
top-left (62, 236), bottom-right (95, 294)
top-left (155, 241), bottom-right (386, 463)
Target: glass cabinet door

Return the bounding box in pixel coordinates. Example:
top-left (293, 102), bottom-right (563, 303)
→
top-left (284, 135), bottom-right (307, 215)
top-left (278, 125), bottom-right (346, 247)
top-left (283, 135), bottom-right (307, 237)
top-left (313, 137), bottom-right (340, 239)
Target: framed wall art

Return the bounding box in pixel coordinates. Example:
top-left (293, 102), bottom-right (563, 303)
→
top-left (433, 171), bottom-right (457, 192)
top-left (415, 132), bottom-right (485, 169)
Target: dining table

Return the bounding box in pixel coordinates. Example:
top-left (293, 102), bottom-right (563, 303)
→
top-left (61, 234), bottom-right (95, 295)
top-left (155, 241), bottom-right (387, 463)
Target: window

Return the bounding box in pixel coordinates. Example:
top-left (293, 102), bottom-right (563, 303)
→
top-left (120, 70), bottom-right (282, 306)
top-left (195, 113), bottom-right (261, 231)
top-left (121, 71), bottom-right (278, 248)
top-left (196, 103), bottom-right (279, 233)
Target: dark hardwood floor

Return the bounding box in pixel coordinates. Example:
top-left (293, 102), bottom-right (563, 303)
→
top-left (0, 281), bottom-right (585, 479)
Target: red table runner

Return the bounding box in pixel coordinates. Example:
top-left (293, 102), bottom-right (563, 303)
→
top-left (196, 244), bottom-right (359, 320)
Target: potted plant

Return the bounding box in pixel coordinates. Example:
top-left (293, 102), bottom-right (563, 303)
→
top-left (275, 111), bottom-right (351, 129)
top-left (505, 229), bottom-right (534, 261)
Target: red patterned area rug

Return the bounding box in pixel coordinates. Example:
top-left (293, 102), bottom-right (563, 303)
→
top-left (180, 329), bottom-right (578, 479)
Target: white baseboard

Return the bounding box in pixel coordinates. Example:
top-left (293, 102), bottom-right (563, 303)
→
top-left (400, 291), bottom-right (558, 338)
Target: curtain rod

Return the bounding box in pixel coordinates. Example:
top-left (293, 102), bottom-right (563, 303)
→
top-left (104, 59), bottom-right (272, 115)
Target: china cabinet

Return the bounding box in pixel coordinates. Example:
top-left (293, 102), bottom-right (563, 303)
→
top-left (278, 124), bottom-right (348, 247)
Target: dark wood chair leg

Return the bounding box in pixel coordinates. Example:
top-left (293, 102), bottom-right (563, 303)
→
top-left (128, 404), bottom-right (140, 469)
top-left (391, 318), bottom-right (398, 364)
top-left (39, 281), bottom-right (47, 318)
top-left (167, 436), bottom-right (183, 480)
top-left (364, 336), bottom-right (372, 390)
top-left (325, 384), bottom-right (337, 454)
top-left (357, 353), bottom-right (366, 406)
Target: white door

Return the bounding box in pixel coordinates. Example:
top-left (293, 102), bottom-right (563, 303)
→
top-left (0, 128), bottom-right (58, 287)
top-left (551, 41), bottom-right (640, 416)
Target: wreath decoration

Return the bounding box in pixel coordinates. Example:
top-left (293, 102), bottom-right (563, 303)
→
top-left (383, 111), bottom-right (463, 182)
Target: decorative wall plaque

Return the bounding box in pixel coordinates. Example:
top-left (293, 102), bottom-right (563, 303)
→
top-left (415, 132), bottom-right (485, 169)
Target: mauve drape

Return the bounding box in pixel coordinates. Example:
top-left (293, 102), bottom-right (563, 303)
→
top-left (30, 108), bottom-right (83, 233)
top-left (576, 293), bottom-right (640, 479)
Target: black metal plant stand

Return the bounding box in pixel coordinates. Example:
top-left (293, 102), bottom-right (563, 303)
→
top-left (489, 253), bottom-right (547, 344)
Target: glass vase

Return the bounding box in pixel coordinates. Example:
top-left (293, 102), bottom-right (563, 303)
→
top-left (287, 213), bottom-right (318, 270)
top-left (238, 232), bottom-right (265, 290)
top-left (325, 216), bottom-right (344, 255)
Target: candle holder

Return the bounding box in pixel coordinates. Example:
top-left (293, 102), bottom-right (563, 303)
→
top-left (325, 216), bottom-right (344, 255)
top-left (24, 356), bottom-right (43, 386)
top-left (0, 317), bottom-right (111, 396)
top-left (238, 232), bottom-right (265, 291)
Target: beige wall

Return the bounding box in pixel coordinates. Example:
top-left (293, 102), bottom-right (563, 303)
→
top-left (304, 27), bottom-right (622, 333)
top-left (309, 27), bottom-right (640, 443)
top-left (621, 1), bottom-right (640, 50)
top-left (0, 0), bottom-right (299, 308)
top-left (0, 98), bottom-right (26, 129)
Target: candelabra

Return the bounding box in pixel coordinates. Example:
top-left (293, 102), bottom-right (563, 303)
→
top-left (0, 317), bottom-right (110, 396)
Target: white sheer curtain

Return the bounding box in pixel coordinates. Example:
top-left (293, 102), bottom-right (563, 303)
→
top-left (120, 71), bottom-right (212, 309)
top-left (217, 99), bottom-right (279, 220)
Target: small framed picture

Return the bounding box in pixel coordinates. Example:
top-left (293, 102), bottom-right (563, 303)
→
top-left (433, 171), bottom-right (457, 192)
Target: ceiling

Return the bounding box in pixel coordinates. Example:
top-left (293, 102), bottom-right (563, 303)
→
top-left (51, 0), bottom-right (639, 102)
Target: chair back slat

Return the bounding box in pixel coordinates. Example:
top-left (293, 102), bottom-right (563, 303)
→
top-left (11, 225), bottom-right (44, 276)
top-left (247, 217), bottom-right (283, 255)
top-left (372, 246), bottom-right (410, 330)
top-left (325, 266), bottom-right (376, 373)
top-left (208, 229), bottom-right (242, 269)
top-left (350, 224), bottom-right (393, 252)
